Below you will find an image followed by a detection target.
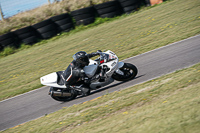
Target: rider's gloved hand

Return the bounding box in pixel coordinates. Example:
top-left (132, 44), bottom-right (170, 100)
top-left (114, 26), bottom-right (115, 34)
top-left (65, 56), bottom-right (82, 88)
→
top-left (95, 50), bottom-right (102, 55)
top-left (91, 50), bottom-right (101, 56)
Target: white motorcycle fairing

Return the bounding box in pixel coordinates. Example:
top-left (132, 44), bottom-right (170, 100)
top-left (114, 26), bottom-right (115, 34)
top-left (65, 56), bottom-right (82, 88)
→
top-left (40, 50), bottom-right (125, 90)
top-left (40, 72), bottom-right (66, 88)
top-left (85, 50), bottom-right (124, 90)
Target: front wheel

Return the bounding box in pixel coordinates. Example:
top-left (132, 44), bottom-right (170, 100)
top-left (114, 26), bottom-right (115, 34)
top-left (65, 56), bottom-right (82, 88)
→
top-left (112, 63), bottom-right (138, 81)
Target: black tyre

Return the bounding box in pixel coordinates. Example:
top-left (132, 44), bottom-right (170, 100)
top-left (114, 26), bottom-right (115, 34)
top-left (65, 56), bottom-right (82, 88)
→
top-left (16, 32), bottom-right (35, 40)
top-left (37, 24), bottom-right (56, 33)
top-left (0, 32), bottom-right (14, 41)
top-left (112, 63), bottom-right (138, 81)
top-left (0, 37), bottom-right (15, 46)
top-left (13, 26), bottom-right (39, 45)
top-left (117, 0), bottom-right (128, 2)
top-left (143, 0), bottom-right (151, 6)
top-left (0, 37), bottom-right (17, 47)
top-left (71, 6), bottom-right (95, 16)
top-left (73, 13), bottom-right (94, 21)
top-left (97, 6), bottom-right (119, 15)
top-left (51, 13), bottom-right (70, 21)
top-left (0, 43), bottom-right (3, 51)
top-left (76, 17), bottom-right (95, 25)
top-left (120, 0), bottom-right (139, 7)
top-left (32, 19), bottom-right (52, 29)
top-left (40, 30), bottom-right (57, 39)
top-left (21, 36), bottom-right (38, 45)
top-left (58, 23), bottom-right (74, 31)
top-left (0, 32), bottom-right (17, 48)
top-left (71, 6), bottom-right (96, 26)
top-left (54, 18), bottom-right (72, 26)
top-left (50, 87), bottom-right (77, 102)
top-left (123, 5), bottom-right (138, 13)
top-left (13, 26), bottom-right (34, 35)
top-left (100, 10), bottom-right (121, 18)
top-left (94, 1), bottom-right (118, 10)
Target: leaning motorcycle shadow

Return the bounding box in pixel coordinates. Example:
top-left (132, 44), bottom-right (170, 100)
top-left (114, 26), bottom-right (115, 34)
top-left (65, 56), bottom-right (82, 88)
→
top-left (72, 74), bottom-right (145, 101)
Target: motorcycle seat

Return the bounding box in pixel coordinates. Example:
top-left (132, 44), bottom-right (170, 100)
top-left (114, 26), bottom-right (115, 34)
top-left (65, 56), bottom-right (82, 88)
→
top-left (56, 71), bottom-right (65, 85)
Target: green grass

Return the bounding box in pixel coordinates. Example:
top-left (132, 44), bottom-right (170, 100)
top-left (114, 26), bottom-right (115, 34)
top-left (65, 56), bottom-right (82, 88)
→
top-left (0, 0), bottom-right (200, 101)
top-left (2, 63), bottom-right (200, 133)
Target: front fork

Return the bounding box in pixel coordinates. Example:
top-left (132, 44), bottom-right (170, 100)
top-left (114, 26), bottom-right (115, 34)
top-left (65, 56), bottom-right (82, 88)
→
top-left (115, 62), bottom-right (124, 75)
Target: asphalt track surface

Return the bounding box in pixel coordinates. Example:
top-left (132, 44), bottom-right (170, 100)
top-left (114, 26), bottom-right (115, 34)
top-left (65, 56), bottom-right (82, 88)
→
top-left (0, 35), bottom-right (200, 131)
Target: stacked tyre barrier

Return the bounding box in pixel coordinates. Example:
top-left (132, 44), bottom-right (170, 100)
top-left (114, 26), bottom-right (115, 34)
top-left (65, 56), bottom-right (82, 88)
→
top-left (94, 1), bottom-right (122, 18)
top-left (0, 32), bottom-right (17, 50)
top-left (0, 0), bottom-right (152, 52)
top-left (13, 26), bottom-right (39, 45)
top-left (117, 0), bottom-right (140, 14)
top-left (71, 6), bottom-right (96, 25)
top-left (51, 13), bottom-right (74, 32)
top-left (32, 19), bottom-right (58, 39)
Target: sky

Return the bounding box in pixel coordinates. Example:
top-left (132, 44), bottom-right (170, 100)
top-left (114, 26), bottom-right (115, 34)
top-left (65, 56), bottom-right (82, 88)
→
top-left (0, 0), bottom-right (61, 20)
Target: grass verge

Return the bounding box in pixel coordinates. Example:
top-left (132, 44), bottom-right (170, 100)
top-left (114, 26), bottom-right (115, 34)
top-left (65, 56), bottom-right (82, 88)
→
top-left (0, 0), bottom-right (200, 101)
top-left (0, 0), bottom-right (114, 35)
top-left (2, 63), bottom-right (200, 133)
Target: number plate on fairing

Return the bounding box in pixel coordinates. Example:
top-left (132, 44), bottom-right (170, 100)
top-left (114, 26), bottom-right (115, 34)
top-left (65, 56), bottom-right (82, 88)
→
top-left (111, 61), bottom-right (117, 67)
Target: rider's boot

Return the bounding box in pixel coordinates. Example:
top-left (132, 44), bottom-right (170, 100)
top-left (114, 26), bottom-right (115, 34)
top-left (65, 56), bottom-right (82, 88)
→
top-left (80, 87), bottom-right (90, 96)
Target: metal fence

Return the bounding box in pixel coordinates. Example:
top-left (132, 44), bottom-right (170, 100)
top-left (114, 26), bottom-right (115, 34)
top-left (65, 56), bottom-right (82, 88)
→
top-left (0, 0), bottom-right (61, 20)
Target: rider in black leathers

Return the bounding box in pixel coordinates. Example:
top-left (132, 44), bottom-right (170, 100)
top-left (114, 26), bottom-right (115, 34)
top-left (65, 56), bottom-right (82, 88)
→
top-left (63, 51), bottom-right (102, 96)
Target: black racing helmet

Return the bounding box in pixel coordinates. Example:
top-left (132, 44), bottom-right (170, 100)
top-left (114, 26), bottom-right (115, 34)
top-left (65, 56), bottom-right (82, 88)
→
top-left (73, 51), bottom-right (89, 66)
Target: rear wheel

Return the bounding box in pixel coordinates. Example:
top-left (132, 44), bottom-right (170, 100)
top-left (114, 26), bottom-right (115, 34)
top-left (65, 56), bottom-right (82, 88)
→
top-left (50, 87), bottom-right (77, 102)
top-left (112, 63), bottom-right (138, 81)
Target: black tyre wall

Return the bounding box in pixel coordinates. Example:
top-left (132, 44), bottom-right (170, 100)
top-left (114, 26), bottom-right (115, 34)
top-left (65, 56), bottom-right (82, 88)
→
top-left (143, 0), bottom-right (151, 6)
top-left (40, 31), bottom-right (57, 39)
top-left (13, 26), bottom-right (39, 45)
top-left (54, 18), bottom-right (72, 26)
top-left (94, 1), bottom-right (119, 9)
top-left (33, 19), bottom-right (58, 39)
top-left (94, 1), bottom-right (122, 18)
top-left (100, 10), bottom-right (122, 18)
top-left (0, 32), bottom-right (17, 49)
top-left (58, 23), bottom-right (74, 32)
top-left (32, 19), bottom-right (52, 29)
top-left (117, 0), bottom-right (140, 14)
top-left (71, 6), bottom-right (96, 25)
top-left (123, 4), bottom-right (139, 14)
top-left (22, 36), bottom-right (38, 45)
top-left (0, 0), bottom-right (146, 52)
top-left (51, 13), bottom-right (74, 32)
top-left (51, 13), bottom-right (71, 21)
top-left (0, 43), bottom-right (3, 51)
top-left (76, 17), bottom-right (95, 25)
top-left (119, 0), bottom-right (139, 7)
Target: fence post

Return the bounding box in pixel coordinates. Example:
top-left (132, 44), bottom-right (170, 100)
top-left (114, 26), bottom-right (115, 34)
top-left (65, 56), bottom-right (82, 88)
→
top-left (0, 3), bottom-right (4, 21)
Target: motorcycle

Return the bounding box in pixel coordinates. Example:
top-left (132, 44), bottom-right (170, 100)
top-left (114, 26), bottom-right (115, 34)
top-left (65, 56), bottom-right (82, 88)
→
top-left (40, 50), bottom-right (138, 101)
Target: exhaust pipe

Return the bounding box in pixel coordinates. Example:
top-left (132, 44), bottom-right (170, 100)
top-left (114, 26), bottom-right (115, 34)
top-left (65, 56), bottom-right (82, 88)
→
top-left (49, 91), bottom-right (72, 97)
